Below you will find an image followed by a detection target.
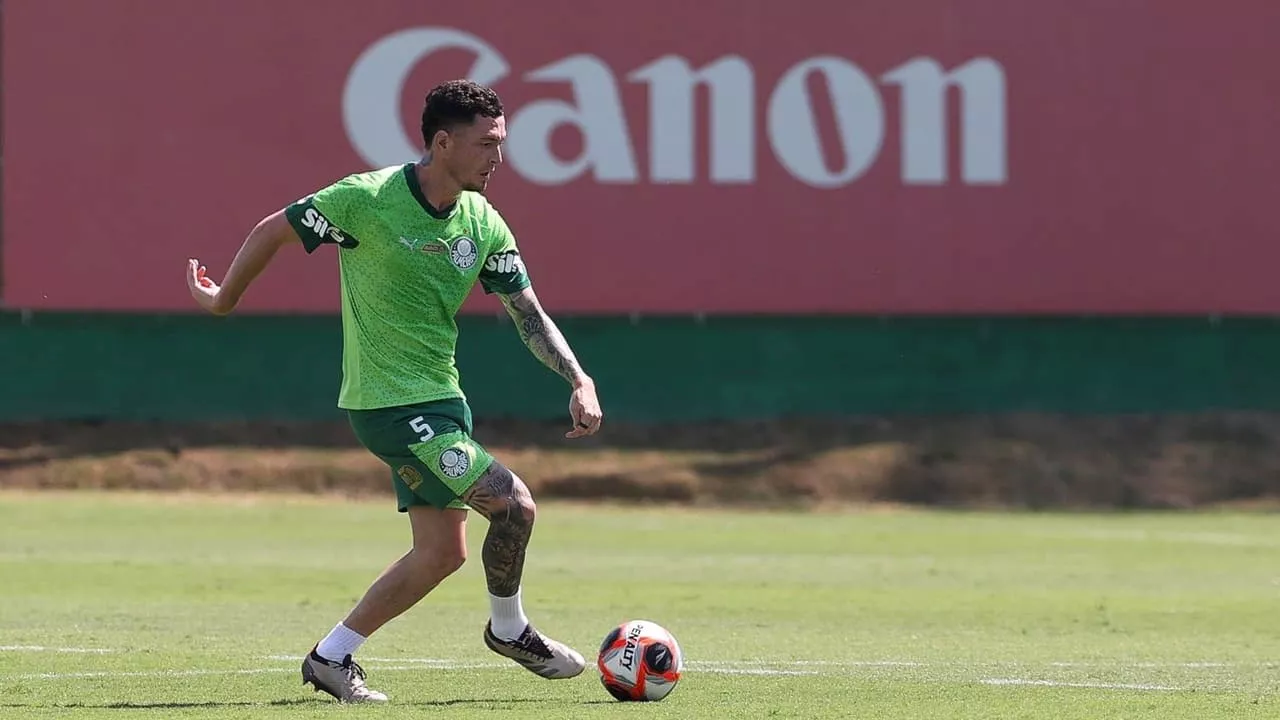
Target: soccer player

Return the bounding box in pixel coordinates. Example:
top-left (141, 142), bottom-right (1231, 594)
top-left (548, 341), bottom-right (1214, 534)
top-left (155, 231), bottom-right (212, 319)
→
top-left (185, 80), bottom-right (603, 703)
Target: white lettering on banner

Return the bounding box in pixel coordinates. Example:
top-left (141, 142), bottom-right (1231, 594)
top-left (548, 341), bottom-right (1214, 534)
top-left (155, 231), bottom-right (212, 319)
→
top-left (506, 55), bottom-right (639, 184)
top-left (343, 27), bottom-right (1008, 188)
top-left (627, 56), bottom-right (755, 184)
top-left (881, 58), bottom-right (1007, 185)
top-left (769, 56), bottom-right (885, 188)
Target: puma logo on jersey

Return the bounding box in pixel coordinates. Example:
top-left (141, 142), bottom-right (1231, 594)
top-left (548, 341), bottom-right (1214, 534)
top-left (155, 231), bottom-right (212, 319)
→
top-left (484, 250), bottom-right (525, 276)
top-left (300, 207), bottom-right (352, 246)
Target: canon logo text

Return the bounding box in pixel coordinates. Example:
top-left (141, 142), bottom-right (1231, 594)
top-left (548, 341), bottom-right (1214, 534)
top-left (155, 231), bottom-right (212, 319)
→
top-left (344, 28), bottom-right (1007, 188)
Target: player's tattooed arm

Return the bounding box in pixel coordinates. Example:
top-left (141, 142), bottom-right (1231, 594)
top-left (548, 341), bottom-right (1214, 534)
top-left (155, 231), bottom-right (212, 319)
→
top-left (500, 287), bottom-right (588, 386)
top-left (501, 287), bottom-right (604, 438)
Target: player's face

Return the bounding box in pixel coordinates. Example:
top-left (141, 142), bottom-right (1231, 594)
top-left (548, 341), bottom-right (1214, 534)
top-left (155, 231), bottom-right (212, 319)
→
top-left (448, 115), bottom-right (506, 193)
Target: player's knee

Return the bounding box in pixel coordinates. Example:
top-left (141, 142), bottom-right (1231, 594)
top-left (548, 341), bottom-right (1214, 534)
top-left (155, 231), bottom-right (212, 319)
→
top-left (466, 461), bottom-right (536, 526)
top-left (511, 474), bottom-right (536, 526)
top-left (415, 545), bottom-right (466, 579)
top-left (439, 545), bottom-right (467, 576)
top-left (516, 495), bottom-right (536, 526)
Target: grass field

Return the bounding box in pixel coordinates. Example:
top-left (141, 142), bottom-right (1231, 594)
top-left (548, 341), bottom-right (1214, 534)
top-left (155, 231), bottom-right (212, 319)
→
top-left (0, 491), bottom-right (1277, 718)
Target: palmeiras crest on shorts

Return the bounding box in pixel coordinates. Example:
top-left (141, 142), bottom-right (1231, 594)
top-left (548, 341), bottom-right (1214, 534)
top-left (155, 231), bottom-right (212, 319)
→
top-left (449, 237), bottom-right (478, 270)
top-left (439, 446), bottom-right (471, 479)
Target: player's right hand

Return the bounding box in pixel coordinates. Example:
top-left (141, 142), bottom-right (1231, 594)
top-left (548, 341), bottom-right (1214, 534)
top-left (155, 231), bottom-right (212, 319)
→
top-left (186, 258), bottom-right (229, 315)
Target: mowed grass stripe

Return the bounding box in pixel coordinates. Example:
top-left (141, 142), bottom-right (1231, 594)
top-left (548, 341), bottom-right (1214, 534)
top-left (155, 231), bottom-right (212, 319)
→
top-left (0, 491), bottom-right (1276, 719)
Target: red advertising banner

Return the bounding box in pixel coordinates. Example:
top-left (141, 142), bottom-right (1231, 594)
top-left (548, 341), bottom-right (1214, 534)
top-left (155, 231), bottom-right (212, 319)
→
top-left (5, 0), bottom-right (1280, 314)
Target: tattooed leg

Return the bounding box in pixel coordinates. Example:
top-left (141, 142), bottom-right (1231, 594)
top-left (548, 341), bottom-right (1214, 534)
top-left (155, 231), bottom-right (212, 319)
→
top-left (461, 460), bottom-right (536, 597)
top-left (465, 460), bottom-right (587, 677)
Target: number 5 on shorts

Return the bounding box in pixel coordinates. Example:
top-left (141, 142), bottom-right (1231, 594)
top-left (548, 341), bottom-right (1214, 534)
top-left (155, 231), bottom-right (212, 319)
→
top-left (410, 416), bottom-right (435, 443)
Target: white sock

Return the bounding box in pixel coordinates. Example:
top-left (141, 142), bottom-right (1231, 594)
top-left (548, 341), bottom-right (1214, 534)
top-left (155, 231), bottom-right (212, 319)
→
top-left (315, 622), bottom-right (367, 663)
top-left (489, 587), bottom-right (530, 641)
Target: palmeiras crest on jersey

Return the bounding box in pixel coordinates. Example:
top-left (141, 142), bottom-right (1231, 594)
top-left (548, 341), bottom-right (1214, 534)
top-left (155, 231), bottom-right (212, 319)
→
top-left (439, 447), bottom-right (471, 479)
top-left (449, 237), bottom-right (478, 270)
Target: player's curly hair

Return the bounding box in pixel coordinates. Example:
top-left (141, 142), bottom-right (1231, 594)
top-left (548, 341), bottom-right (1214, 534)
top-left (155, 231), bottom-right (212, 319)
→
top-left (421, 80), bottom-right (505, 150)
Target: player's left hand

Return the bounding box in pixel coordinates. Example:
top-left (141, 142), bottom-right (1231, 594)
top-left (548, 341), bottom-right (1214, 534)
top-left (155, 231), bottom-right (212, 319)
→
top-left (566, 378), bottom-right (603, 439)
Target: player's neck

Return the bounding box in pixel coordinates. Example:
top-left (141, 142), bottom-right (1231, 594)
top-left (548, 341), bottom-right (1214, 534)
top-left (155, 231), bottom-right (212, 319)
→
top-left (416, 161), bottom-right (462, 214)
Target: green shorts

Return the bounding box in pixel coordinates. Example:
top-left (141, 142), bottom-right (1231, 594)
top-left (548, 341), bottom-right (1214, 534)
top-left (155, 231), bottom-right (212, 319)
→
top-left (347, 397), bottom-right (495, 512)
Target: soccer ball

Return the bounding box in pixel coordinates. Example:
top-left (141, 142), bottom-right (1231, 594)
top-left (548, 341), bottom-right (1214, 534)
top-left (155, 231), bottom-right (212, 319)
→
top-left (596, 619), bottom-right (684, 702)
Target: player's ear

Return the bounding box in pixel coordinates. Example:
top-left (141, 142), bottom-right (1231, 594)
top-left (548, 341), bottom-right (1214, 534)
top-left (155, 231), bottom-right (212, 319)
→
top-left (432, 129), bottom-right (450, 154)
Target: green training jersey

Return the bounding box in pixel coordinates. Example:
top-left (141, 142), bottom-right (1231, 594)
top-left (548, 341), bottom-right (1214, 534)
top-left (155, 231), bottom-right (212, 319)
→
top-left (283, 163), bottom-right (531, 411)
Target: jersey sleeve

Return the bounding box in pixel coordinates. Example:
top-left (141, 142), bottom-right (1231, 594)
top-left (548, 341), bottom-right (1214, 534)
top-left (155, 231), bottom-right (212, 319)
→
top-left (478, 207), bottom-right (533, 295)
top-left (283, 176), bottom-right (365, 254)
